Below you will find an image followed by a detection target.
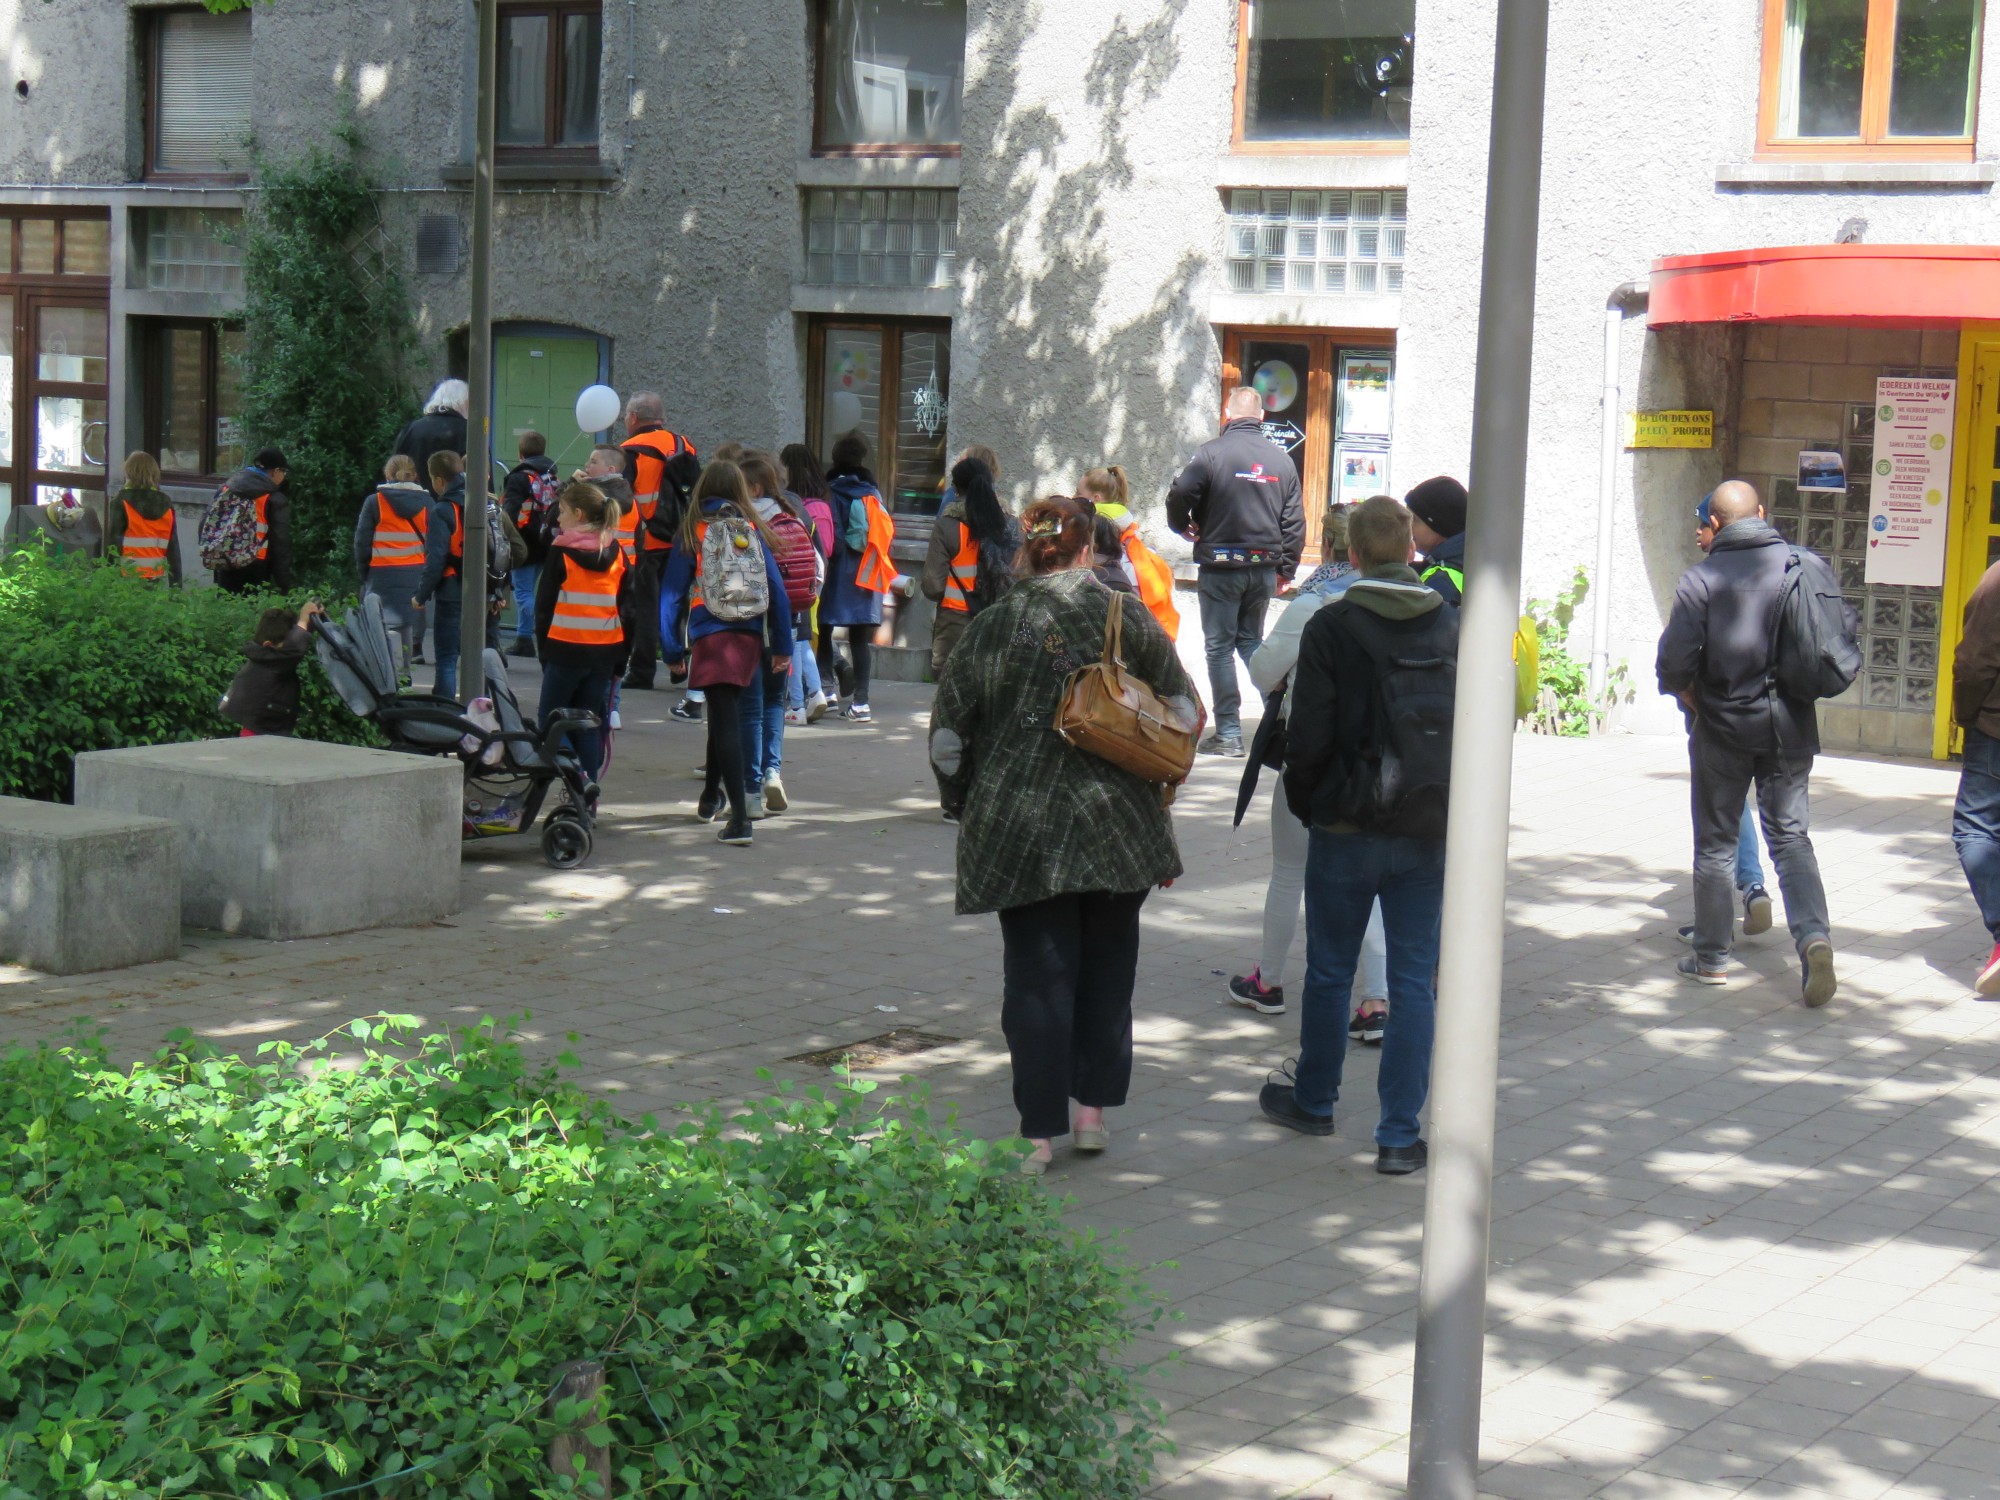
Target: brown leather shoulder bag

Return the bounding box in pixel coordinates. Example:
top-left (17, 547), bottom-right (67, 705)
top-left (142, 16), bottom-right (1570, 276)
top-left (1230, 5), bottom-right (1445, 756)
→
top-left (1055, 590), bottom-right (1203, 794)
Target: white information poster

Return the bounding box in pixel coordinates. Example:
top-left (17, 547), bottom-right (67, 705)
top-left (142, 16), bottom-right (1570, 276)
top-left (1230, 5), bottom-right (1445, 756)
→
top-left (1866, 376), bottom-right (1957, 588)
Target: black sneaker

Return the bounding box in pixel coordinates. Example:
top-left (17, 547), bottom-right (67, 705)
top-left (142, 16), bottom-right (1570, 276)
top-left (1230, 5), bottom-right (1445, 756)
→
top-left (1742, 885), bottom-right (1774, 936)
top-left (622, 673), bottom-right (656, 691)
top-left (1197, 733), bottom-right (1246, 759)
top-left (695, 789), bottom-right (725, 823)
top-left (1351, 1005), bottom-right (1387, 1045)
top-left (1228, 972), bottom-right (1286, 1015)
top-left (670, 699), bottom-right (704, 723)
top-left (507, 636), bottom-right (537, 660)
top-left (1377, 1141), bottom-right (1428, 1175)
top-left (717, 816), bottom-right (754, 847)
top-left (1258, 1077), bottom-right (1333, 1137)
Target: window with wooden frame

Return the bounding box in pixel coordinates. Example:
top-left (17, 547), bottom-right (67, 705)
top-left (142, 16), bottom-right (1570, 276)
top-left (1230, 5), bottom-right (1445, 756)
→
top-left (497, 1), bottom-right (602, 157)
top-left (1759, 0), bottom-right (1983, 157)
top-left (1, 211), bottom-right (113, 522)
top-left (814, 0), bottom-right (966, 156)
top-left (1233, 0), bottom-right (1415, 151)
top-left (145, 7), bottom-right (253, 181)
top-left (805, 318), bottom-right (952, 518)
top-left (139, 320), bottom-right (246, 482)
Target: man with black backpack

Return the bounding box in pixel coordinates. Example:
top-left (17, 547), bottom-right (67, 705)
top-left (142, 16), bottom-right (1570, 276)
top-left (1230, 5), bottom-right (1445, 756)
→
top-left (1657, 479), bottom-right (1852, 1008)
top-left (1257, 494), bottom-right (1456, 1176)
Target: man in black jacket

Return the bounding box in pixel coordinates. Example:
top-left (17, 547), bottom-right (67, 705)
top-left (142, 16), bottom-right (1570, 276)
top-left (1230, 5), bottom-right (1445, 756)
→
top-left (1167, 387), bottom-right (1305, 756)
top-left (1657, 480), bottom-right (1837, 1007)
top-left (1257, 495), bottom-right (1452, 1176)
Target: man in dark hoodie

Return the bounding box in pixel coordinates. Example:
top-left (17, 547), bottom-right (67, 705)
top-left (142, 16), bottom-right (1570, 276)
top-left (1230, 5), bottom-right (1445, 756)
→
top-left (354, 454), bottom-right (435, 666)
top-left (503, 431), bottom-right (559, 659)
top-left (212, 448), bottom-right (293, 593)
top-left (1657, 479), bottom-right (1837, 1008)
top-left (415, 450), bottom-right (468, 699)
top-left (1406, 476), bottom-right (1467, 607)
top-left (1256, 495), bottom-right (1454, 1177)
top-left (1168, 386), bottom-right (1305, 757)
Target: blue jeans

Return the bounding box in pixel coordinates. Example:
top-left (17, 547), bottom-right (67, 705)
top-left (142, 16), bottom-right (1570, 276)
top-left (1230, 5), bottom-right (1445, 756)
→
top-left (737, 659), bottom-right (788, 791)
top-left (431, 584), bottom-right (463, 699)
top-left (1295, 828), bottom-right (1445, 1148)
top-left (1735, 798), bottom-right (1764, 890)
top-left (1956, 727), bottom-right (2000, 942)
top-left (537, 660), bottom-right (613, 782)
top-left (787, 616), bottom-right (822, 710)
top-left (510, 563), bottom-right (541, 638)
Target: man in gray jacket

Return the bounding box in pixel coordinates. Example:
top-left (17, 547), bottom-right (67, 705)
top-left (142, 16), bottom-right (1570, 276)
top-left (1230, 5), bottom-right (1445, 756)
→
top-left (1656, 480), bottom-right (1837, 1007)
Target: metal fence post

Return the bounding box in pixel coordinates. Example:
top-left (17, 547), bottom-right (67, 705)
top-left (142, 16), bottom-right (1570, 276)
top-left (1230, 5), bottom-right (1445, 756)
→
top-left (1407, 0), bottom-right (1551, 1496)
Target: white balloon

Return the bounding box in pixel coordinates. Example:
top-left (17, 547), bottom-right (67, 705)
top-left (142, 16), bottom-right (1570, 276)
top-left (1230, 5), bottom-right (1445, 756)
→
top-left (575, 384), bottom-right (621, 434)
top-left (828, 390), bottom-right (864, 436)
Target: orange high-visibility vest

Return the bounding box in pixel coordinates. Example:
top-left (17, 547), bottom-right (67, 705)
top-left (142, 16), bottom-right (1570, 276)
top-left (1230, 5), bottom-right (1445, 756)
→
top-left (120, 502), bottom-right (174, 579)
top-left (369, 493), bottom-right (428, 570)
top-left (621, 429), bottom-right (696, 553)
top-left (855, 491), bottom-right (897, 594)
top-left (1123, 529), bottom-right (1181, 640)
top-left (546, 551), bottom-right (627, 645)
top-left (940, 521), bottom-right (979, 613)
top-left (613, 500), bottom-right (639, 565)
top-left (251, 493), bottom-right (270, 560)
top-left (442, 501), bottom-right (464, 577)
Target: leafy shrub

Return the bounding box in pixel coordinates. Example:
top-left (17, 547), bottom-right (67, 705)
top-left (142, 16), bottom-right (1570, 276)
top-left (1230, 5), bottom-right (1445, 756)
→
top-left (1525, 567), bottom-right (1632, 737)
top-left (0, 1018), bottom-right (1166, 1499)
top-left (238, 125), bottom-right (413, 586)
top-left (0, 550), bottom-right (379, 801)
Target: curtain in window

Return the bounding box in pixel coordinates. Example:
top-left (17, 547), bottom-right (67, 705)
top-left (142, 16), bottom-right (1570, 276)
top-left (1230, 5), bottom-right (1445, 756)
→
top-left (820, 0), bottom-right (965, 148)
top-left (155, 11), bottom-right (253, 172)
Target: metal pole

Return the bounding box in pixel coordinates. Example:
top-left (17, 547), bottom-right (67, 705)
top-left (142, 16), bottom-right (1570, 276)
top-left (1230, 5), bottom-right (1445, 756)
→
top-left (1407, 1), bottom-right (1549, 1496)
top-left (458, 0), bottom-right (498, 704)
top-left (1589, 280), bottom-right (1649, 700)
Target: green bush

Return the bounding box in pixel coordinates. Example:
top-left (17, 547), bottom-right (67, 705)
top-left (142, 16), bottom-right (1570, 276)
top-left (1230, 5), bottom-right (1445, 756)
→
top-left (0, 550), bottom-right (379, 802)
top-left (1525, 567), bottom-right (1632, 737)
top-left (0, 1018), bottom-right (1166, 1499)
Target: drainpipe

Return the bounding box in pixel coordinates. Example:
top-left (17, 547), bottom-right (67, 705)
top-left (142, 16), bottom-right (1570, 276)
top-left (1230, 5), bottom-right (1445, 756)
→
top-left (1589, 278), bottom-right (1651, 700)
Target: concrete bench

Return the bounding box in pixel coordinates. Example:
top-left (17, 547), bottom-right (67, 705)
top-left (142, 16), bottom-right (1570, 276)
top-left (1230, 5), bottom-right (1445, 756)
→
top-left (74, 738), bottom-right (462, 940)
top-left (0, 796), bottom-right (181, 974)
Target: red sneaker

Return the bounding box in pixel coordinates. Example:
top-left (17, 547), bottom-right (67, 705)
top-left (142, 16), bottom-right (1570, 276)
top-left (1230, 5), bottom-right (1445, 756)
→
top-left (1977, 944), bottom-right (2000, 999)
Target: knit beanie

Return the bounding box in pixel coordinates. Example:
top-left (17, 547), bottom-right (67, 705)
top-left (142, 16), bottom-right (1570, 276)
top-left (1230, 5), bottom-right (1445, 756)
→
top-left (1404, 476), bottom-right (1468, 539)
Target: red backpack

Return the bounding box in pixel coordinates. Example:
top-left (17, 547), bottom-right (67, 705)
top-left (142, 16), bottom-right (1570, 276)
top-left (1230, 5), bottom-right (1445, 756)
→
top-left (769, 512), bottom-right (821, 614)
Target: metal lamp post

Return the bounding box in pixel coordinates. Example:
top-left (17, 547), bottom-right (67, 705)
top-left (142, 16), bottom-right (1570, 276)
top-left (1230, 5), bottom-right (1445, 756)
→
top-left (457, 0), bottom-right (498, 704)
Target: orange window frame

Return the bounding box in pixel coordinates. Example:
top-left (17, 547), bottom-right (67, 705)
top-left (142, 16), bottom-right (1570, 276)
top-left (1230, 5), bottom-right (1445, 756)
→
top-left (1230, 0), bottom-right (1410, 156)
top-left (1756, 0), bottom-right (1981, 160)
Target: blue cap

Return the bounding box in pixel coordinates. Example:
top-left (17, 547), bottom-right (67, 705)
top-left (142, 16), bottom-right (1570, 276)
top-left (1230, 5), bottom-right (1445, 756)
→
top-left (1695, 492), bottom-right (1713, 527)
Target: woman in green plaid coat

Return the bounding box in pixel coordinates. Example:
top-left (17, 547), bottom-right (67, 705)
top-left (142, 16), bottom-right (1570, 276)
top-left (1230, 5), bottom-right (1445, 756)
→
top-left (930, 496), bottom-right (1201, 1175)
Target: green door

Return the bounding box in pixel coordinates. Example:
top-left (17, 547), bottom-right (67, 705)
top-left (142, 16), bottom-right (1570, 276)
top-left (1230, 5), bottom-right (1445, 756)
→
top-left (494, 333), bottom-right (604, 478)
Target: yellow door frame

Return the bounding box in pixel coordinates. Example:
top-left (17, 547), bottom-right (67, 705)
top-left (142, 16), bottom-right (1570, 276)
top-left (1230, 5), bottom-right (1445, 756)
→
top-left (1937, 324), bottom-right (2000, 760)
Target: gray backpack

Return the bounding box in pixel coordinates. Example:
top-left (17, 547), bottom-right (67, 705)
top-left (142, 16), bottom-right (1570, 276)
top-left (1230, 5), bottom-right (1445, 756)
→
top-left (699, 515), bottom-right (770, 621)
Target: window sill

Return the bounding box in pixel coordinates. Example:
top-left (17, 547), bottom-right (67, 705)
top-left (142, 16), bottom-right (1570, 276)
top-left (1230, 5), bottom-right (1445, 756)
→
top-left (793, 283), bottom-right (957, 318)
top-left (440, 160), bottom-right (620, 186)
top-left (796, 157), bottom-right (962, 188)
top-left (1216, 154), bottom-right (1410, 190)
top-left (1716, 160), bottom-right (1996, 187)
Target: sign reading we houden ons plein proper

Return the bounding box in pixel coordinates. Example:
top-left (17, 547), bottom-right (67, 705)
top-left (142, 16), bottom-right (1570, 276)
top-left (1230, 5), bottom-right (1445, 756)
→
top-left (1867, 377), bottom-right (1957, 589)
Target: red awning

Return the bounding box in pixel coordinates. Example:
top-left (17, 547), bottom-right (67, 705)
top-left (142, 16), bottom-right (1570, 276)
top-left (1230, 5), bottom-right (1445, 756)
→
top-left (1649, 244), bottom-right (2000, 326)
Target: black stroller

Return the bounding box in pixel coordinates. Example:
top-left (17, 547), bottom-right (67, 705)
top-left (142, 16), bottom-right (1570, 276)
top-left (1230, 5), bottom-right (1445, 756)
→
top-left (314, 596), bottom-right (601, 868)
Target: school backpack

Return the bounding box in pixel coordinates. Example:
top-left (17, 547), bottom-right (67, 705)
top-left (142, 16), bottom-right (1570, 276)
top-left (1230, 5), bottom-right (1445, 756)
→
top-left (699, 514), bottom-right (770, 621)
top-left (768, 511), bottom-right (821, 614)
top-left (484, 498), bottom-right (516, 582)
top-left (1331, 604), bottom-right (1460, 840)
top-left (522, 465), bottom-right (561, 541)
top-left (1769, 545), bottom-right (1862, 702)
top-left (198, 485), bottom-right (264, 571)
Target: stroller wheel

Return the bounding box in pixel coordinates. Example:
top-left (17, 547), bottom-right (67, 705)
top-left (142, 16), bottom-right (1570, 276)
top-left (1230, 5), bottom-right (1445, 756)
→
top-left (541, 814), bottom-right (592, 869)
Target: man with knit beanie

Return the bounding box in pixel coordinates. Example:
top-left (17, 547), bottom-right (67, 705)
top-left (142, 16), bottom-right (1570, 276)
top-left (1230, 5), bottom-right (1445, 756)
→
top-left (1405, 476), bottom-right (1468, 607)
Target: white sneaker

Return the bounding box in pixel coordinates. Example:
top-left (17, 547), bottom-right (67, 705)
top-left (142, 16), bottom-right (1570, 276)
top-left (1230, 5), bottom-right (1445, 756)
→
top-left (806, 691), bottom-right (830, 724)
top-left (763, 776), bottom-right (788, 813)
top-left (785, 708), bottom-right (807, 726)
top-left (609, 709), bottom-right (622, 729)
top-left (842, 703), bottom-right (873, 723)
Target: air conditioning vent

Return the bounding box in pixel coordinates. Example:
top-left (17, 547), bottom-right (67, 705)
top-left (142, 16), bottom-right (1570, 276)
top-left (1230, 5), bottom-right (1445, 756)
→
top-left (414, 214), bottom-right (462, 275)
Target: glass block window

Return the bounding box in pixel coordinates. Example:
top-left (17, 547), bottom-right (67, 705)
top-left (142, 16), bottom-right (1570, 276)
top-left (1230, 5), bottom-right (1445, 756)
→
top-left (803, 188), bottom-right (958, 289)
top-left (1225, 189), bottom-right (1407, 296)
top-left (140, 209), bottom-right (244, 294)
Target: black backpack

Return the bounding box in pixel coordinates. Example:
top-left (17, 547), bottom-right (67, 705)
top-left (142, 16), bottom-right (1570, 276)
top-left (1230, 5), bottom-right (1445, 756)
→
top-left (1332, 606), bottom-right (1459, 840)
top-left (1768, 546), bottom-right (1861, 702)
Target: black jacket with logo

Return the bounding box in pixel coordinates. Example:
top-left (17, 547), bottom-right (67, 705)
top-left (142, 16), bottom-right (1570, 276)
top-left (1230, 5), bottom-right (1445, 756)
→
top-left (1166, 419), bottom-right (1305, 572)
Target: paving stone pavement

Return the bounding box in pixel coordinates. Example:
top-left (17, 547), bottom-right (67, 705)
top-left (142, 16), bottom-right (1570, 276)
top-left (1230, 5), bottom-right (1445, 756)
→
top-left (6, 666), bottom-right (2000, 1500)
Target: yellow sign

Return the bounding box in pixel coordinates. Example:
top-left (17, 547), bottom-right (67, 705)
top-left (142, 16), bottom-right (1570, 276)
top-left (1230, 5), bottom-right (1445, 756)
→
top-left (1627, 410), bottom-right (1714, 449)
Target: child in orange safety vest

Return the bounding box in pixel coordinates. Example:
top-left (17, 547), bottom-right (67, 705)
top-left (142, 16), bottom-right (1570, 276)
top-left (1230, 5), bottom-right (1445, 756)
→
top-left (533, 480), bottom-right (633, 789)
top-left (820, 432), bottom-right (898, 723)
top-left (1079, 465), bottom-right (1181, 643)
top-left (106, 451), bottom-right (183, 584)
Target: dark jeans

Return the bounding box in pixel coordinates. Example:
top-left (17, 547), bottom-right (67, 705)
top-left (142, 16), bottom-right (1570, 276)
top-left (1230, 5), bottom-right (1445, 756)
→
top-left (1955, 726), bottom-right (2000, 942)
top-left (213, 561), bottom-right (272, 594)
top-left (1197, 567), bottom-right (1276, 736)
top-left (1687, 738), bottom-right (1768, 891)
top-left (1295, 829), bottom-right (1444, 1148)
top-left (702, 682), bottom-right (748, 819)
top-left (624, 549), bottom-right (670, 684)
top-left (537, 660), bottom-right (614, 782)
top-left (1692, 729), bottom-right (1830, 968)
top-left (431, 584), bottom-right (463, 699)
top-left (995, 889), bottom-right (1149, 1140)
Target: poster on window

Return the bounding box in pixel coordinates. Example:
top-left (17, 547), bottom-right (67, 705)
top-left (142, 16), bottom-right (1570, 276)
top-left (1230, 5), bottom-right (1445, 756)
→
top-left (1866, 376), bottom-right (1956, 588)
top-left (1337, 352), bottom-right (1395, 440)
top-left (1335, 444), bottom-right (1391, 507)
